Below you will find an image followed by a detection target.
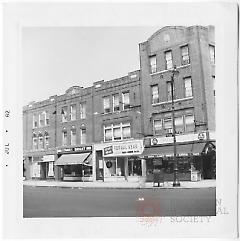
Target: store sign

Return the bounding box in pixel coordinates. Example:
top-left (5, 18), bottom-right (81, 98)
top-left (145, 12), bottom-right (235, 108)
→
top-left (57, 146), bottom-right (92, 153)
top-left (43, 155), bottom-right (54, 162)
top-left (103, 140), bottom-right (143, 157)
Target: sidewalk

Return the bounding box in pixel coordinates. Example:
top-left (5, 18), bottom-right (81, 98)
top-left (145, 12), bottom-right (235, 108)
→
top-left (23, 179), bottom-right (216, 189)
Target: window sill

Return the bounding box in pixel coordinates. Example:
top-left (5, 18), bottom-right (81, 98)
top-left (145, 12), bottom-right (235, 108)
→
top-left (150, 64), bottom-right (191, 76)
top-left (152, 96), bottom-right (193, 106)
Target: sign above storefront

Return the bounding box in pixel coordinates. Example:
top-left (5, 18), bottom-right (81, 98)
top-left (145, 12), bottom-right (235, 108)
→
top-left (57, 146), bottom-right (92, 154)
top-left (103, 140), bottom-right (144, 157)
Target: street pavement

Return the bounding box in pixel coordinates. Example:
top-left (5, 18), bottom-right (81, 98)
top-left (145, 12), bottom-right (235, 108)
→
top-left (23, 186), bottom-right (216, 217)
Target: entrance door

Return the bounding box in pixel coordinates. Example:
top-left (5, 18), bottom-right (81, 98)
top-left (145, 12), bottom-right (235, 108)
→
top-left (116, 157), bottom-right (125, 176)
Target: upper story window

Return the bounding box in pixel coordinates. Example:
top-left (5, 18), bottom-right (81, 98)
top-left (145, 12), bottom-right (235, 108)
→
top-left (122, 92), bottom-right (130, 110)
top-left (212, 76), bottom-right (216, 97)
top-left (181, 45), bottom-right (190, 65)
top-left (61, 106), bottom-right (68, 122)
top-left (80, 128), bottom-right (86, 144)
top-left (167, 82), bottom-right (174, 101)
top-left (149, 55), bottom-right (157, 73)
top-left (113, 94), bottom-right (120, 112)
top-left (209, 45), bottom-right (215, 64)
top-left (103, 97), bottom-right (111, 113)
top-left (163, 118), bottom-right (172, 134)
top-left (80, 103), bottom-right (86, 119)
top-left (153, 119), bottom-right (162, 135)
top-left (184, 77), bottom-right (193, 97)
top-left (39, 112), bottom-right (45, 127)
top-left (62, 130), bottom-right (68, 146)
top-left (151, 85), bottom-right (159, 104)
top-left (45, 111), bottom-right (50, 125)
top-left (70, 128), bottom-right (76, 145)
top-left (70, 104), bottom-right (77, 121)
top-left (165, 50), bottom-right (173, 70)
top-left (32, 133), bottom-right (38, 150)
top-left (38, 133), bottom-right (44, 149)
top-left (175, 116), bottom-right (184, 134)
top-left (33, 114), bottom-right (38, 128)
top-left (44, 131), bottom-right (49, 148)
top-left (104, 122), bottom-right (131, 142)
top-left (185, 115), bottom-right (195, 133)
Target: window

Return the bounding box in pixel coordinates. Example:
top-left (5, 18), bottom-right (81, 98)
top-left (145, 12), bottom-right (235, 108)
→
top-left (44, 132), bottom-right (49, 148)
top-left (113, 123), bottom-right (121, 140)
top-left (70, 104), bottom-right (76, 121)
top-left (104, 122), bottom-right (131, 141)
top-left (80, 129), bottom-right (86, 144)
top-left (175, 116), bottom-right (184, 134)
top-left (209, 45), bottom-right (215, 64)
top-left (45, 111), bottom-right (50, 125)
top-left (103, 97), bottom-right (111, 113)
top-left (38, 133), bottom-right (44, 149)
top-left (184, 77), bottom-right (193, 97)
top-left (122, 92), bottom-right (130, 110)
top-left (113, 94), bottom-right (120, 112)
top-left (62, 130), bottom-right (68, 146)
top-left (80, 103), bottom-right (86, 119)
top-left (181, 45), bottom-right (190, 65)
top-left (153, 119), bottom-right (163, 135)
top-left (128, 157), bottom-right (142, 176)
top-left (39, 112), bottom-right (45, 127)
top-left (122, 123), bottom-right (131, 139)
top-left (151, 85), bottom-right (159, 104)
top-left (32, 134), bottom-right (38, 150)
top-left (33, 114), bottom-right (38, 128)
top-left (70, 129), bottom-right (76, 145)
top-left (167, 82), bottom-right (174, 101)
top-left (149, 55), bottom-right (157, 73)
top-left (212, 76), bottom-right (216, 96)
top-left (185, 115), bottom-right (195, 132)
top-left (165, 50), bottom-right (173, 70)
top-left (61, 107), bottom-right (68, 122)
top-left (164, 118), bottom-right (172, 134)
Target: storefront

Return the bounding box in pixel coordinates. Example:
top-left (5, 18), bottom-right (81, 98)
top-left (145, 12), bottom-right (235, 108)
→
top-left (95, 140), bottom-right (144, 182)
top-left (141, 131), bottom-right (216, 182)
top-left (55, 146), bottom-right (93, 181)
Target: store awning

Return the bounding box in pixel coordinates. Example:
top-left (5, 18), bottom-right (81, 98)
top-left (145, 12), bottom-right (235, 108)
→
top-left (55, 153), bottom-right (91, 166)
top-left (140, 142), bottom-right (207, 158)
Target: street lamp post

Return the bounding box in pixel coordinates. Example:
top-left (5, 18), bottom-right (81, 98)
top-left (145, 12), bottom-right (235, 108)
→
top-left (168, 65), bottom-right (180, 187)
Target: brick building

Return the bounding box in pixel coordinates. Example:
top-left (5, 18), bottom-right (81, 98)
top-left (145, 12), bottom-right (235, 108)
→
top-left (23, 25), bottom-right (216, 182)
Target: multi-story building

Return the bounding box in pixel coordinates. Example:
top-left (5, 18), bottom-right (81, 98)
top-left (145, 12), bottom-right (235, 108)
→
top-left (23, 25), bottom-right (216, 183)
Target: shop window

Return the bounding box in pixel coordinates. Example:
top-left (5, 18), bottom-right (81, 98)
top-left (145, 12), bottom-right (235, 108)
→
top-left (62, 130), bottom-right (68, 146)
top-left (181, 45), bottom-right (190, 65)
top-left (39, 112), bottom-right (45, 127)
top-left (38, 134), bottom-right (44, 149)
top-left (149, 55), bottom-right (157, 73)
top-left (103, 97), bottom-right (110, 114)
top-left (61, 106), bottom-right (68, 122)
top-left (70, 104), bottom-right (77, 121)
top-left (175, 116), bottom-right (184, 134)
top-left (165, 50), bottom-right (173, 70)
top-left (113, 94), bottom-right (120, 112)
top-left (80, 103), bottom-right (86, 119)
top-left (33, 114), bottom-right (38, 128)
top-left (122, 92), bottom-right (130, 110)
top-left (80, 129), bottom-right (86, 144)
top-left (184, 77), bottom-right (193, 97)
top-left (128, 157), bottom-right (142, 176)
top-left (185, 115), bottom-right (195, 133)
top-left (44, 132), bottom-right (49, 148)
top-left (70, 128), bottom-right (76, 145)
top-left (151, 85), bottom-right (159, 104)
top-left (209, 45), bottom-right (215, 64)
top-left (153, 119), bottom-right (163, 135)
top-left (104, 157), bottom-right (125, 177)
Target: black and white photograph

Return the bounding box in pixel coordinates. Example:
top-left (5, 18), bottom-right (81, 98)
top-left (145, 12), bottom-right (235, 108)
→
top-left (1, 1), bottom-right (238, 239)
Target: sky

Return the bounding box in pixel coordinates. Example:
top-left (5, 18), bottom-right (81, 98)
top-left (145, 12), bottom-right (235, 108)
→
top-left (22, 26), bottom-right (160, 105)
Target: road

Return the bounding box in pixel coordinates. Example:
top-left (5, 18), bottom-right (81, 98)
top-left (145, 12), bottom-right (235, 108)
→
top-left (23, 186), bottom-right (216, 217)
